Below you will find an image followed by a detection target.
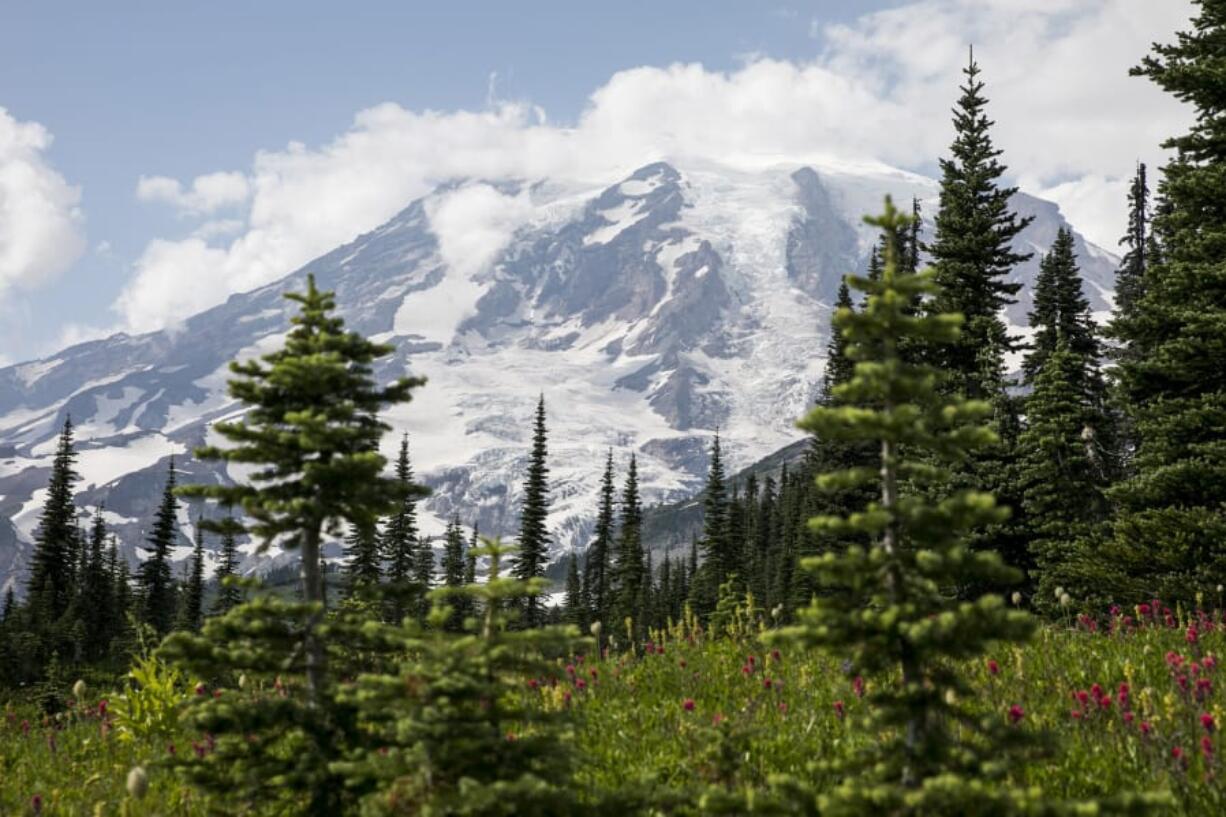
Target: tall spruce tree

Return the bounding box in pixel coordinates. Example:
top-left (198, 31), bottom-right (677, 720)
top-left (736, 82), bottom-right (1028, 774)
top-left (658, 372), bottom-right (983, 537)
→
top-left (344, 522), bottom-right (383, 597)
top-left (440, 516), bottom-right (467, 631)
top-left (139, 459), bottom-right (180, 637)
top-left (514, 395), bottom-right (551, 627)
top-left (1104, 3), bottom-right (1226, 603)
top-left (28, 417), bottom-right (81, 625)
top-left (1018, 339), bottom-right (1111, 611)
top-left (611, 454), bottom-right (644, 631)
top-left (382, 434), bottom-right (427, 622)
top-left (77, 509), bottom-right (114, 661)
top-left (1025, 229), bottom-right (1103, 388)
top-left (583, 450), bottom-right (616, 626)
top-left (176, 521), bottom-right (206, 633)
top-left (211, 515), bottom-right (243, 616)
top-left (176, 272), bottom-right (425, 700)
top-left (691, 433), bottom-right (730, 616)
top-left (563, 553), bottom-right (584, 627)
top-left (926, 52), bottom-right (1032, 401)
top-left (770, 199), bottom-right (1100, 814)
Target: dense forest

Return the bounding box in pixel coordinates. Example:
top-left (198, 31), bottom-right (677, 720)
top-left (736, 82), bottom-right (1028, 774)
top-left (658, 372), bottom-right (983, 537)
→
top-left (2, 2), bottom-right (1226, 815)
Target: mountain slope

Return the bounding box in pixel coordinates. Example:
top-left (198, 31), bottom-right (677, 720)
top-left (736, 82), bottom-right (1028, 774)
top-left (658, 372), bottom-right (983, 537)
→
top-left (0, 158), bottom-right (1117, 593)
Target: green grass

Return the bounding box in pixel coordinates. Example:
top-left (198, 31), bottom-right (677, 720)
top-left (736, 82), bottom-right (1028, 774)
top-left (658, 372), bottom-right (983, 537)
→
top-left (4, 607), bottom-right (1225, 815)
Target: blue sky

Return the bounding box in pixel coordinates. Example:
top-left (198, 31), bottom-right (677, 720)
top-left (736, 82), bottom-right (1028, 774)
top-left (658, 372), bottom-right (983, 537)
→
top-left (0, 1), bottom-right (1193, 364)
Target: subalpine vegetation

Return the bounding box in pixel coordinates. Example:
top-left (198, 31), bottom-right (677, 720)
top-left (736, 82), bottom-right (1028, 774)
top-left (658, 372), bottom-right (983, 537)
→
top-left (2, 3), bottom-right (1226, 814)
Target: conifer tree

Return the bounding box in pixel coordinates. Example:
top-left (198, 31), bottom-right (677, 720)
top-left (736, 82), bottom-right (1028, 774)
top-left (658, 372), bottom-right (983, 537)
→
top-left (926, 52), bottom-right (1032, 401)
top-left (344, 522), bottom-right (382, 597)
top-left (28, 417), bottom-right (81, 624)
top-left (819, 282), bottom-right (856, 404)
top-left (611, 454), bottom-right (644, 630)
top-left (440, 516), bottom-right (467, 631)
top-left (139, 459), bottom-right (180, 637)
top-left (211, 515), bottom-right (243, 616)
top-left (413, 536), bottom-right (435, 621)
top-left (770, 199), bottom-right (1055, 813)
top-left (691, 434), bottom-right (730, 616)
top-left (382, 434), bottom-right (427, 621)
top-left (175, 272), bottom-right (425, 700)
top-left (1107, 163), bottom-right (1153, 472)
top-left (78, 509), bottom-right (114, 661)
top-left (1018, 339), bottom-right (1111, 610)
top-left (334, 539), bottom-right (589, 815)
top-left (583, 450), bottom-right (616, 626)
top-left (1104, 3), bottom-right (1226, 602)
top-left (514, 395), bottom-right (551, 627)
top-left (563, 552), bottom-right (585, 627)
top-left (176, 521), bottom-right (206, 633)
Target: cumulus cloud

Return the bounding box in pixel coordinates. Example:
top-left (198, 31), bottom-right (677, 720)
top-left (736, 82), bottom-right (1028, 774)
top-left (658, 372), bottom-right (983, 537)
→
top-left (0, 108), bottom-right (85, 295)
top-left (136, 170), bottom-right (250, 214)
top-left (119, 0), bottom-right (1196, 333)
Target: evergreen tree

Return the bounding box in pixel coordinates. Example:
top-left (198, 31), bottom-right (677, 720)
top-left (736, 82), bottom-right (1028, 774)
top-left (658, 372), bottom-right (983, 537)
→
top-left (176, 521), bottom-right (206, 633)
top-left (1025, 230), bottom-right (1102, 385)
top-left (344, 522), bottom-right (382, 597)
top-left (1018, 339), bottom-right (1111, 610)
top-left (334, 539), bottom-right (590, 815)
top-left (925, 52), bottom-right (1032, 402)
top-left (819, 281), bottom-right (856, 404)
top-left (691, 434), bottom-right (730, 616)
top-left (1112, 163), bottom-right (1151, 334)
top-left (1104, 3), bottom-right (1226, 602)
top-left (212, 515), bottom-right (244, 616)
top-left (514, 395), bottom-right (551, 627)
top-left (382, 434), bottom-right (427, 622)
top-left (583, 450), bottom-right (616, 626)
top-left (611, 454), bottom-right (644, 632)
top-left (413, 537), bottom-right (435, 620)
top-left (176, 272), bottom-right (425, 700)
top-left (77, 508), bottom-right (114, 661)
top-left (563, 553), bottom-right (585, 627)
top-left (27, 417), bottom-right (81, 624)
top-left (770, 199), bottom-right (1088, 814)
top-left (440, 516), bottom-right (467, 631)
top-left (138, 459), bottom-right (180, 637)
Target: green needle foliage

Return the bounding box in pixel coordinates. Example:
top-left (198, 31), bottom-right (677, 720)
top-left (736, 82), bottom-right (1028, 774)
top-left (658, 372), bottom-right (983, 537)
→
top-left (177, 272), bottom-right (425, 700)
top-left (335, 538), bottom-right (590, 816)
top-left (1104, 0), bottom-right (1226, 604)
top-left (770, 199), bottom-right (1159, 816)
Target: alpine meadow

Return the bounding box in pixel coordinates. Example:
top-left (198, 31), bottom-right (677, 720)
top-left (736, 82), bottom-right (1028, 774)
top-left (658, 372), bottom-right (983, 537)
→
top-left (4, 2), bottom-right (1226, 815)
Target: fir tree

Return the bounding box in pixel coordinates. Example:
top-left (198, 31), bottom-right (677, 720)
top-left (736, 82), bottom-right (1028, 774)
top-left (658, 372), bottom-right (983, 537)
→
top-left (691, 434), bottom-right (730, 616)
top-left (176, 272), bottom-right (425, 700)
top-left (1112, 162), bottom-right (1151, 334)
top-left (212, 514), bottom-right (244, 616)
top-left (770, 199), bottom-right (1107, 814)
top-left (382, 434), bottom-right (427, 622)
top-left (563, 553), bottom-right (585, 628)
top-left (583, 450), bottom-right (616, 627)
top-left (611, 454), bottom-right (644, 631)
top-left (440, 516), bottom-right (467, 631)
top-left (176, 521), bottom-right (206, 633)
top-left (1018, 339), bottom-right (1111, 610)
top-left (333, 539), bottom-right (590, 815)
top-left (78, 508), bottom-right (114, 661)
top-left (514, 395), bottom-right (551, 627)
top-left (926, 52), bottom-right (1032, 401)
top-left (344, 522), bottom-right (382, 597)
top-left (1104, 3), bottom-right (1226, 602)
top-left (139, 459), bottom-right (180, 637)
top-left (819, 281), bottom-right (856, 404)
top-left (28, 417), bottom-right (81, 623)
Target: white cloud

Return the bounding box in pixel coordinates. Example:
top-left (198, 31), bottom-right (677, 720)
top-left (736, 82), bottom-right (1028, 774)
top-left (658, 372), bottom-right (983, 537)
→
top-left (136, 170), bottom-right (250, 214)
top-left (0, 108), bottom-right (85, 294)
top-left (119, 0), bottom-right (1196, 333)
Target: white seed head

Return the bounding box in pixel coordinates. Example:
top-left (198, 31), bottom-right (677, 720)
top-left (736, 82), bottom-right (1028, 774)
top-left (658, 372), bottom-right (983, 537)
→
top-left (589, 621), bottom-right (602, 637)
top-left (1059, 593), bottom-right (1072, 608)
top-left (71, 679), bottom-right (87, 700)
top-left (1011, 592), bottom-right (1023, 606)
top-left (126, 766), bottom-right (149, 799)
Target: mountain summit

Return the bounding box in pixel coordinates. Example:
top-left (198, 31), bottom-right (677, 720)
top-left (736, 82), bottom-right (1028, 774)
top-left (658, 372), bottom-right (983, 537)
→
top-left (0, 159), bottom-right (1116, 592)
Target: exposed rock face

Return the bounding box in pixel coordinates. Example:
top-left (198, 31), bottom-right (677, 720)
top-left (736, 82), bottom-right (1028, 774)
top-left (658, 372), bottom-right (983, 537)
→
top-left (0, 159), bottom-right (1117, 593)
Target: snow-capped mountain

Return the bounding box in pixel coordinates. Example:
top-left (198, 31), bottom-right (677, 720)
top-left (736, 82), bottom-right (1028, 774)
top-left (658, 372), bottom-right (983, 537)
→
top-left (0, 159), bottom-right (1117, 593)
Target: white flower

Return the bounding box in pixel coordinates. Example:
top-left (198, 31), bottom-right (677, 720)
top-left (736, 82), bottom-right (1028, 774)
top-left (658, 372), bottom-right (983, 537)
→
top-left (1011, 592), bottom-right (1023, 607)
top-left (1059, 593), bottom-right (1072, 608)
top-left (589, 621), bottom-right (602, 637)
top-left (71, 679), bottom-right (86, 701)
